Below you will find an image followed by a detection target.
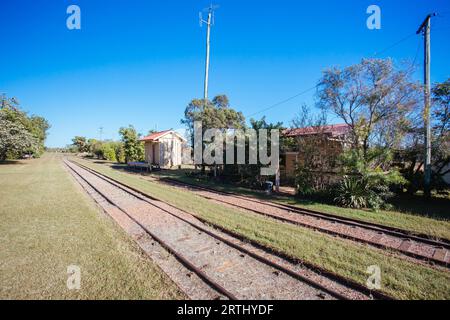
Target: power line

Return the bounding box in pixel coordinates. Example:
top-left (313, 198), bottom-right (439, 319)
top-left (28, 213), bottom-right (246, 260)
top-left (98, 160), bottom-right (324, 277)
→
top-left (247, 86), bottom-right (317, 118)
top-left (411, 37), bottom-right (422, 68)
top-left (372, 32), bottom-right (416, 57)
top-left (245, 31), bottom-right (423, 119)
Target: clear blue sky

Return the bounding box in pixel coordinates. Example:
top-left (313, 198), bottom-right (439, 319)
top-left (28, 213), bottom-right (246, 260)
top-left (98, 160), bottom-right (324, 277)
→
top-left (1, 0), bottom-right (449, 147)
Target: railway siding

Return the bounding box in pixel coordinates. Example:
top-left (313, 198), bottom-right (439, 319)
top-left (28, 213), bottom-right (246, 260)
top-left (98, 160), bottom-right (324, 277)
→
top-left (160, 180), bottom-right (449, 267)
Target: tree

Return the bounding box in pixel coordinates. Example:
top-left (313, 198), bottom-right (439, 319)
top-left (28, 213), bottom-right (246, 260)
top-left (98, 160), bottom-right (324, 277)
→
top-left (0, 112), bottom-right (38, 161)
top-left (399, 78), bottom-right (450, 193)
top-left (101, 142), bottom-right (117, 162)
top-left (87, 138), bottom-right (102, 158)
top-left (317, 58), bottom-right (420, 168)
top-left (233, 116), bottom-right (286, 184)
top-left (114, 142), bottom-right (126, 163)
top-left (315, 59), bottom-right (416, 208)
top-left (290, 105), bottom-right (334, 195)
top-left (181, 95), bottom-right (245, 173)
top-left (1, 96), bottom-right (50, 158)
top-left (181, 95), bottom-right (245, 144)
top-left (118, 125), bottom-right (144, 163)
top-left (28, 115), bottom-right (50, 156)
top-left (71, 136), bottom-right (89, 153)
top-left (431, 79), bottom-right (450, 179)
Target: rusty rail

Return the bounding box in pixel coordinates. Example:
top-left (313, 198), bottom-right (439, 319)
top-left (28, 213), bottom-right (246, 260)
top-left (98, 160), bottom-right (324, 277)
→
top-left (64, 159), bottom-right (237, 300)
top-left (156, 177), bottom-right (450, 268)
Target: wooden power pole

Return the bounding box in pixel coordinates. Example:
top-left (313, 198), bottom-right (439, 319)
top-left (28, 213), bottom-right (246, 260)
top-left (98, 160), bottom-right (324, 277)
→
top-left (416, 13), bottom-right (436, 198)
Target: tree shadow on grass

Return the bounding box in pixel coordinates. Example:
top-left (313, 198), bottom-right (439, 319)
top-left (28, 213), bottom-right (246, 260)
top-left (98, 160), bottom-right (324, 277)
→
top-left (389, 193), bottom-right (450, 220)
top-left (0, 160), bottom-right (27, 165)
top-left (110, 164), bottom-right (129, 171)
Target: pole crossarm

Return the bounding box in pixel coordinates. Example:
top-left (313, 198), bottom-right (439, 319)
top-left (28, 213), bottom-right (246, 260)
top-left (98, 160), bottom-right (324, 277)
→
top-left (416, 13), bottom-right (436, 34)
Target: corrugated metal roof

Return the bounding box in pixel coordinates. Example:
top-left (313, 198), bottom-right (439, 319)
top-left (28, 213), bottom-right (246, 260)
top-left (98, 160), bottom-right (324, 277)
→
top-left (283, 124), bottom-right (350, 137)
top-left (140, 129), bottom-right (186, 142)
top-left (140, 130), bottom-right (172, 141)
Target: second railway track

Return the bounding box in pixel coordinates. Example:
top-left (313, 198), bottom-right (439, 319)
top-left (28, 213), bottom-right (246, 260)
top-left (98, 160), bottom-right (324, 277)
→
top-left (151, 176), bottom-right (450, 268)
top-left (65, 158), bottom-right (394, 300)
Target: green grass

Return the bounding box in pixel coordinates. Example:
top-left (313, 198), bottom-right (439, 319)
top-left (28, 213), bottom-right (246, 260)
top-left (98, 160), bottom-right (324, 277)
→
top-left (141, 168), bottom-right (450, 241)
top-left (76, 157), bottom-right (450, 300)
top-left (0, 154), bottom-right (185, 299)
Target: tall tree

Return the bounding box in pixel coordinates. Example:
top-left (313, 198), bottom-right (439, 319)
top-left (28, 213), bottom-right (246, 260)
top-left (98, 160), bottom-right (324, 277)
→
top-left (317, 58), bottom-right (420, 168)
top-left (181, 95), bottom-right (245, 173)
top-left (181, 95), bottom-right (245, 143)
top-left (118, 125), bottom-right (144, 163)
top-left (398, 79), bottom-right (450, 192)
top-left (431, 79), bottom-right (450, 179)
top-left (0, 96), bottom-right (49, 159)
top-left (0, 112), bottom-right (38, 161)
top-left (71, 136), bottom-right (88, 153)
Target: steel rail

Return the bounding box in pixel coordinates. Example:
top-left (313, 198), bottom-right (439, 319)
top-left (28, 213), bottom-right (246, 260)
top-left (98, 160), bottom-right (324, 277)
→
top-left (161, 177), bottom-right (450, 247)
top-left (64, 159), bottom-right (237, 300)
top-left (156, 177), bottom-right (449, 267)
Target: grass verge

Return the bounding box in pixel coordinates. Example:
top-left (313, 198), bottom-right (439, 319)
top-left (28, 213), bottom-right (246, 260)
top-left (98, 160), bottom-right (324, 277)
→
top-left (0, 154), bottom-right (185, 299)
top-left (75, 157), bottom-right (450, 300)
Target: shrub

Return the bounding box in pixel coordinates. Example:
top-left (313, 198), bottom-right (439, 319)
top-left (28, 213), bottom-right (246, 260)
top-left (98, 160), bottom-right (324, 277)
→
top-left (335, 176), bottom-right (373, 209)
top-left (295, 168), bottom-right (317, 197)
top-left (101, 143), bottom-right (117, 162)
top-left (334, 170), bottom-right (404, 210)
top-left (114, 143), bottom-right (126, 163)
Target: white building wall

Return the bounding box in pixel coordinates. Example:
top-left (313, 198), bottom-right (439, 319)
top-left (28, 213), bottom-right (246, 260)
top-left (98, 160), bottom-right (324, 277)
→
top-left (143, 131), bottom-right (185, 168)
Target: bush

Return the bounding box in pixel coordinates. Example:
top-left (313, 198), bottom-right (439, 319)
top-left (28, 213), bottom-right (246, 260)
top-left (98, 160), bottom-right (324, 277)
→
top-left (334, 176), bottom-right (375, 209)
top-left (101, 143), bottom-right (117, 162)
top-left (294, 166), bottom-right (340, 203)
top-left (114, 143), bottom-right (126, 163)
top-left (295, 168), bottom-right (315, 196)
top-left (334, 170), bottom-right (404, 210)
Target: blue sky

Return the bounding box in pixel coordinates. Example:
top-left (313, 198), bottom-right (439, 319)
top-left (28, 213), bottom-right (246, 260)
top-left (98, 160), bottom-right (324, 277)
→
top-left (1, 0), bottom-right (449, 147)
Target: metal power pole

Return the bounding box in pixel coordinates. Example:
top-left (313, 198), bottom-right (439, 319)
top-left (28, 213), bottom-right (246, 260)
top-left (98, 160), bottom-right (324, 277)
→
top-left (200, 5), bottom-right (217, 103)
top-left (417, 13), bottom-right (436, 198)
top-left (204, 9), bottom-right (212, 101)
top-left (199, 5), bottom-right (217, 176)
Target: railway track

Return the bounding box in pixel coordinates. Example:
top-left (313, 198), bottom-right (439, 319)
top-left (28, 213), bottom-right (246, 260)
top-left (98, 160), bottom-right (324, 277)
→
top-left (153, 177), bottom-right (450, 268)
top-left (65, 159), bottom-right (394, 300)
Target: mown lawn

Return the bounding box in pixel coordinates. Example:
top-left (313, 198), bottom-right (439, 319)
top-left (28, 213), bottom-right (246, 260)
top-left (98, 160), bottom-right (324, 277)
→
top-left (0, 154), bottom-right (184, 299)
top-left (144, 168), bottom-right (450, 241)
top-left (76, 157), bottom-right (450, 300)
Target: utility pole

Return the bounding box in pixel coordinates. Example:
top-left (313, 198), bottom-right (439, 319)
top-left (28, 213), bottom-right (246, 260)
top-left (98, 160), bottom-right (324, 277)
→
top-left (200, 5), bottom-right (217, 103)
top-left (204, 9), bottom-right (211, 102)
top-left (200, 5), bottom-right (218, 177)
top-left (417, 13), bottom-right (436, 199)
top-left (99, 127), bottom-right (103, 141)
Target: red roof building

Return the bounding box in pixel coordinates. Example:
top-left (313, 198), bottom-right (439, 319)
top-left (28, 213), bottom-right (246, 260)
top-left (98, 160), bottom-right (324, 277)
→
top-left (283, 124), bottom-right (351, 138)
top-left (140, 130), bottom-right (187, 168)
top-left (140, 130), bottom-right (174, 142)
top-left (282, 124), bottom-right (351, 179)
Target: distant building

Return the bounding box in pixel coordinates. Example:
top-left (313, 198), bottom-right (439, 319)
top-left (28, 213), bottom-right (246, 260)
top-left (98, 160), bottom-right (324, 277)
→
top-left (140, 130), bottom-right (187, 168)
top-left (282, 124), bottom-right (352, 180)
